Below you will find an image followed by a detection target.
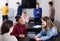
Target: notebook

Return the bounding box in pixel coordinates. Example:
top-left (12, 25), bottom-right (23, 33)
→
top-left (33, 25), bottom-right (42, 28)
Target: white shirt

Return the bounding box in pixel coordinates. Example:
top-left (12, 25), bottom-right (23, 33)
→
top-left (0, 33), bottom-right (17, 41)
top-left (21, 15), bottom-right (29, 24)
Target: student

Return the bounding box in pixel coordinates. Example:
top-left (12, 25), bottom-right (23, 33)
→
top-left (0, 3), bottom-right (9, 21)
top-left (21, 12), bottom-right (29, 24)
top-left (34, 3), bottom-right (42, 25)
top-left (16, 2), bottom-right (22, 15)
top-left (10, 15), bottom-right (28, 41)
top-left (34, 16), bottom-right (57, 41)
top-left (48, 1), bottom-right (55, 22)
top-left (1, 20), bottom-right (17, 41)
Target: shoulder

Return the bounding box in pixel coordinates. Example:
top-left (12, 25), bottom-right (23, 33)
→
top-left (50, 27), bottom-right (57, 33)
top-left (10, 36), bottom-right (17, 41)
top-left (39, 7), bottom-right (42, 9)
top-left (14, 24), bottom-right (19, 29)
top-left (14, 23), bottom-right (19, 27)
top-left (4, 34), bottom-right (17, 41)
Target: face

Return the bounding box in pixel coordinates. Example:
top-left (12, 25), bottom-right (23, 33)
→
top-left (16, 4), bottom-right (19, 6)
top-left (36, 4), bottom-right (39, 8)
top-left (22, 12), bottom-right (26, 17)
top-left (49, 4), bottom-right (51, 7)
top-left (42, 20), bottom-right (46, 27)
top-left (18, 17), bottom-right (24, 24)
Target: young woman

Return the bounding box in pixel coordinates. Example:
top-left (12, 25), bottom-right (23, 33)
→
top-left (35, 16), bottom-right (57, 41)
top-left (21, 12), bottom-right (29, 24)
top-left (1, 20), bottom-right (17, 41)
top-left (10, 15), bottom-right (28, 41)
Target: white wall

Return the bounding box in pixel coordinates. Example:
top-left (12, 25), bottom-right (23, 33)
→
top-left (54, 0), bottom-right (60, 21)
top-left (23, 0), bottom-right (51, 17)
top-left (0, 0), bottom-right (53, 23)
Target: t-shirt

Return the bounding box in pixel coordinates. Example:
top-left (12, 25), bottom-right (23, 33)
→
top-left (1, 33), bottom-right (17, 41)
top-left (0, 6), bottom-right (9, 16)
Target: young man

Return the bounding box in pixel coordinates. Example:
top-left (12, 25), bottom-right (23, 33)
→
top-left (34, 3), bottom-right (42, 25)
top-left (16, 2), bottom-right (22, 15)
top-left (0, 3), bottom-right (9, 21)
top-left (49, 1), bottom-right (55, 22)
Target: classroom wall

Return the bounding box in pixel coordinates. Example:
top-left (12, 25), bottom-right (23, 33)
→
top-left (54, 0), bottom-right (60, 22)
top-left (23, 0), bottom-right (51, 17)
top-left (0, 0), bottom-right (51, 24)
top-left (1, 0), bottom-right (60, 24)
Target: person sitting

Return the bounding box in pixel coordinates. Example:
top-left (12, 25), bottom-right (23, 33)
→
top-left (1, 20), bottom-right (17, 41)
top-left (10, 15), bottom-right (28, 41)
top-left (34, 16), bottom-right (57, 41)
top-left (21, 12), bottom-right (29, 24)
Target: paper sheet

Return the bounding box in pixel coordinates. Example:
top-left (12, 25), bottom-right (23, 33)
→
top-left (33, 25), bottom-right (42, 28)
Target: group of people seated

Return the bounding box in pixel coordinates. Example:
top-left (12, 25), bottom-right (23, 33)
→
top-left (0, 1), bottom-right (57, 41)
top-left (0, 16), bottom-right (58, 41)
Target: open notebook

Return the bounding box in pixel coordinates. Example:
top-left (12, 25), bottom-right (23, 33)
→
top-left (33, 25), bottom-right (42, 28)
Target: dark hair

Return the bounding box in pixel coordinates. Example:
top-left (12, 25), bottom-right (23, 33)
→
top-left (36, 3), bottom-right (39, 5)
top-left (16, 2), bottom-right (20, 4)
top-left (15, 15), bottom-right (21, 22)
top-left (1, 20), bottom-right (13, 35)
top-left (49, 1), bottom-right (53, 6)
top-left (5, 3), bottom-right (8, 6)
top-left (23, 12), bottom-right (26, 14)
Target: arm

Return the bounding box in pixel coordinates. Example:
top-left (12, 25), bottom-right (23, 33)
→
top-left (10, 26), bottom-right (20, 37)
top-left (26, 16), bottom-right (29, 23)
top-left (39, 8), bottom-right (42, 18)
top-left (23, 25), bottom-right (27, 37)
top-left (36, 31), bottom-right (42, 38)
top-left (40, 28), bottom-right (57, 41)
top-left (34, 9), bottom-right (37, 16)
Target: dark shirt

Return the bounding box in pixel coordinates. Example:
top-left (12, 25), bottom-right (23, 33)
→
top-left (17, 5), bottom-right (22, 15)
top-left (10, 23), bottom-right (27, 38)
top-left (34, 8), bottom-right (42, 18)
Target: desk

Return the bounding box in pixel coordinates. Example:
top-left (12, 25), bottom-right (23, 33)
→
top-left (26, 23), bottom-right (42, 33)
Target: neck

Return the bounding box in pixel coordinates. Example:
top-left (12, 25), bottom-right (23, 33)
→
top-left (18, 23), bottom-right (23, 25)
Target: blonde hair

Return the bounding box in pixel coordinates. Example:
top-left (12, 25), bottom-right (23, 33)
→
top-left (41, 16), bottom-right (57, 31)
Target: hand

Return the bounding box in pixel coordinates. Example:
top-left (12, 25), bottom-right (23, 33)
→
top-left (19, 34), bottom-right (25, 38)
top-left (33, 36), bottom-right (37, 39)
top-left (37, 11), bottom-right (39, 13)
top-left (35, 38), bottom-right (42, 41)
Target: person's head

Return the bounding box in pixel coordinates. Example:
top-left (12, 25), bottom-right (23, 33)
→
top-left (36, 3), bottom-right (39, 8)
top-left (15, 15), bottom-right (24, 24)
top-left (49, 1), bottom-right (53, 7)
top-left (1, 20), bottom-right (13, 35)
top-left (22, 12), bottom-right (27, 16)
top-left (41, 16), bottom-right (54, 29)
top-left (5, 3), bottom-right (8, 7)
top-left (16, 2), bottom-right (20, 6)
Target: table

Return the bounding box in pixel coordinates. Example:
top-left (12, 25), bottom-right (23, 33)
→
top-left (26, 23), bottom-right (42, 41)
top-left (26, 23), bottom-right (42, 34)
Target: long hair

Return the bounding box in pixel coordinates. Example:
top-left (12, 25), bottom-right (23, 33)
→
top-left (1, 20), bottom-right (13, 35)
top-left (41, 16), bottom-right (56, 30)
